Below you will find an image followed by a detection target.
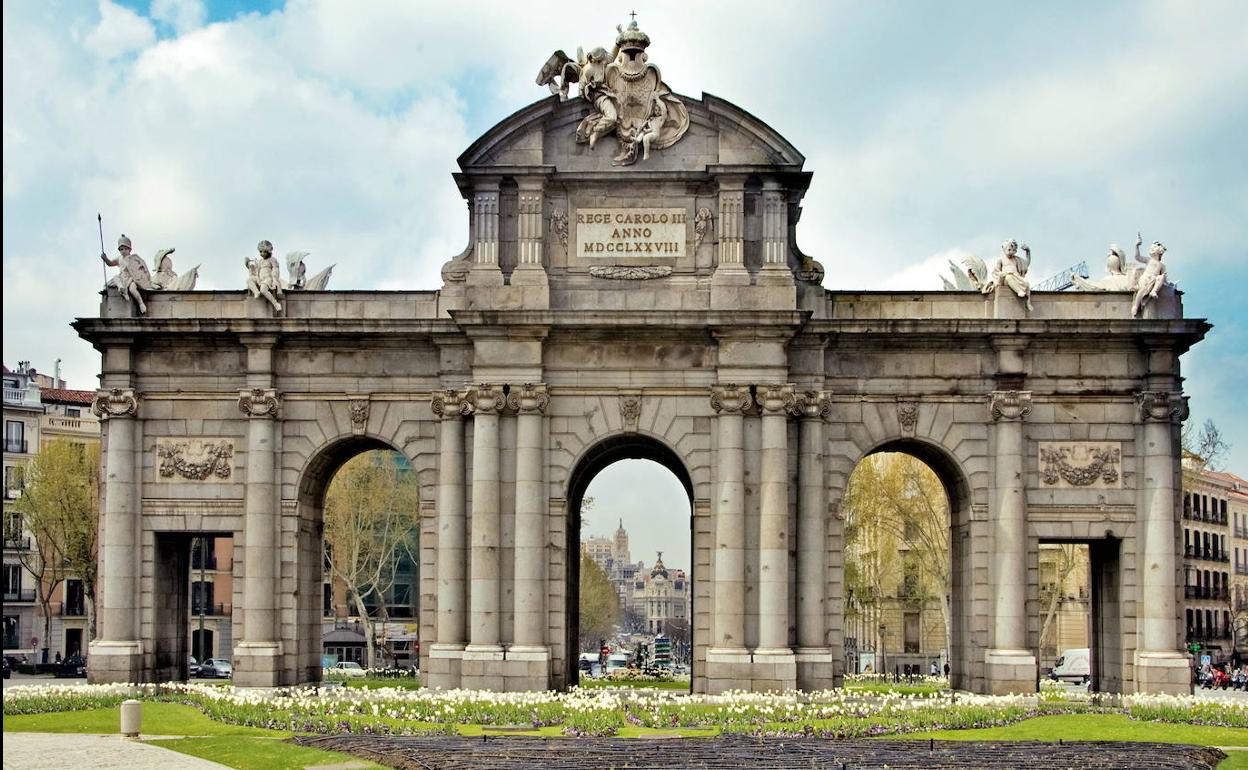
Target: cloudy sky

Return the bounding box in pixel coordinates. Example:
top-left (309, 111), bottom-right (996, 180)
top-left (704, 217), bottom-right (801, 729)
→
top-left (3, 1), bottom-right (1246, 561)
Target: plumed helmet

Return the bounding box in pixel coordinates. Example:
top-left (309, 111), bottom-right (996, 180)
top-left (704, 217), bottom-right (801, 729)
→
top-left (117, 234), bottom-right (132, 249)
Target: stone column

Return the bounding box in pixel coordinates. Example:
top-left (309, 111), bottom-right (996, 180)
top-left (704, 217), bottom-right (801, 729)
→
top-left (467, 384), bottom-right (505, 650)
top-left (235, 385), bottom-right (282, 687)
top-left (88, 387), bottom-right (143, 683)
top-left (1135, 390), bottom-right (1191, 693)
top-left (467, 183), bottom-right (503, 287)
top-left (796, 391), bottom-right (832, 663)
top-left (756, 384), bottom-right (796, 652)
top-left (508, 383), bottom-right (549, 650)
top-left (431, 389), bottom-right (472, 649)
top-left (985, 389), bottom-right (1036, 693)
top-left (709, 384), bottom-right (751, 653)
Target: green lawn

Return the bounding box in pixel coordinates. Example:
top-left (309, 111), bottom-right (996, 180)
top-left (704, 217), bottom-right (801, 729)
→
top-left (1, 702), bottom-right (284, 736)
top-left (149, 736), bottom-right (383, 770)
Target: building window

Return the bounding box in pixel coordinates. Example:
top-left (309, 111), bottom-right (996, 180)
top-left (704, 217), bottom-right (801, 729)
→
top-left (191, 581), bottom-right (215, 615)
top-left (66, 408), bottom-right (80, 418)
top-left (903, 612), bottom-right (921, 654)
top-left (2, 615), bottom-right (18, 648)
top-left (324, 583), bottom-right (334, 617)
top-left (3, 563), bottom-right (20, 596)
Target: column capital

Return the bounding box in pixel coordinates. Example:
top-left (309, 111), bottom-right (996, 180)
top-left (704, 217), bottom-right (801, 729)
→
top-left (431, 388), bottom-right (474, 419)
top-left (797, 390), bottom-right (832, 420)
top-left (238, 388), bottom-right (280, 418)
top-left (467, 384), bottom-right (506, 415)
top-left (758, 383), bottom-right (798, 415)
top-left (92, 388), bottom-right (139, 420)
top-left (506, 383), bottom-right (550, 414)
top-left (988, 390), bottom-right (1032, 422)
top-left (1136, 390), bottom-right (1188, 424)
top-left (710, 383), bottom-right (752, 414)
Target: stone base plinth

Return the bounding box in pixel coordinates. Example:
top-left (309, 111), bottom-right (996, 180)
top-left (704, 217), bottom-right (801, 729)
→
top-left (499, 647), bottom-right (551, 692)
top-left (703, 648), bottom-right (798, 693)
top-left (87, 640), bottom-right (145, 684)
top-left (424, 643), bottom-right (465, 690)
top-left (459, 645), bottom-right (506, 691)
top-left (1134, 651), bottom-right (1193, 694)
top-left (233, 641), bottom-right (284, 688)
top-left (466, 284), bottom-right (549, 310)
top-left (795, 648), bottom-right (837, 691)
top-left (984, 649), bottom-right (1037, 695)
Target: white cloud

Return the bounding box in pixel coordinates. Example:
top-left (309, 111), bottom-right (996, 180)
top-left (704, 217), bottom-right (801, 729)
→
top-left (150, 0), bottom-right (206, 35)
top-left (84, 0), bottom-right (155, 59)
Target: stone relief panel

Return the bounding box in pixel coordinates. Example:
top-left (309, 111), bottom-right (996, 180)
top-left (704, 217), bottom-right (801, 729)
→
top-left (155, 439), bottom-right (235, 481)
top-left (1038, 442), bottom-right (1122, 489)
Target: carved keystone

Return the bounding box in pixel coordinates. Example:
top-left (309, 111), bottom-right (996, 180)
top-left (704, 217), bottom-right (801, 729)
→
top-left (897, 401), bottom-right (919, 433)
top-left (348, 397), bottom-right (370, 435)
top-left (620, 394), bottom-right (642, 432)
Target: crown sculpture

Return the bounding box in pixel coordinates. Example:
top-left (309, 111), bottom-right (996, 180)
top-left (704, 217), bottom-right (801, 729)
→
top-left (536, 19), bottom-right (690, 166)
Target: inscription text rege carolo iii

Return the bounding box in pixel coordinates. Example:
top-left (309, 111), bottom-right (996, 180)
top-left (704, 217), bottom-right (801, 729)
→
top-left (576, 207), bottom-right (687, 257)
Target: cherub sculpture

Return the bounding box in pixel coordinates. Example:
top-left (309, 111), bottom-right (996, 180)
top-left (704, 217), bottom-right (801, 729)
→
top-left (1131, 232), bottom-right (1169, 317)
top-left (245, 240), bottom-right (284, 312)
top-left (983, 239), bottom-right (1033, 310)
top-left (285, 251), bottom-right (334, 291)
top-left (100, 234), bottom-right (153, 314)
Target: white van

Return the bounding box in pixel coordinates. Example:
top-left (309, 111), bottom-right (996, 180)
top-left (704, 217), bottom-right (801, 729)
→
top-left (1050, 648), bottom-right (1091, 683)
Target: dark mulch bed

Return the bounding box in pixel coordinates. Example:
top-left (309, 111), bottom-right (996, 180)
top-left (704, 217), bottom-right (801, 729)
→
top-left (293, 734), bottom-right (1227, 770)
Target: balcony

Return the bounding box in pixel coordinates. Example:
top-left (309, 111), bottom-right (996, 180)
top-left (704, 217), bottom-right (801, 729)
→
top-left (51, 602), bottom-right (87, 617)
top-left (1186, 630), bottom-right (1232, 643)
top-left (4, 535), bottom-right (31, 550)
top-left (4, 438), bottom-right (28, 454)
top-left (190, 603), bottom-right (231, 617)
top-left (3, 387), bottom-right (40, 408)
top-left (3, 588), bottom-right (37, 602)
top-left (39, 415), bottom-right (97, 436)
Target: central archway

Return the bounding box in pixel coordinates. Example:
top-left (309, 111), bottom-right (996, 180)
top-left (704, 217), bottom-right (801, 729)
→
top-left (565, 434), bottom-right (695, 690)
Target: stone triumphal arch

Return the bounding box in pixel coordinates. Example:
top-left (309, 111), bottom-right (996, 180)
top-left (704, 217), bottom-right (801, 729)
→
top-left (79, 22), bottom-right (1206, 695)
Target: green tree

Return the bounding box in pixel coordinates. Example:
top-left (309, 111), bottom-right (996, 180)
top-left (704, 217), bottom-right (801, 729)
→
top-left (579, 550), bottom-right (619, 652)
top-left (843, 453), bottom-right (950, 657)
top-left (10, 439), bottom-right (100, 659)
top-left (323, 451), bottom-right (420, 667)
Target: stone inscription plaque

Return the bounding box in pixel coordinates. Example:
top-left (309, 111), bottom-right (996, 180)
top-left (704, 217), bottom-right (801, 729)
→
top-left (575, 208), bottom-right (687, 259)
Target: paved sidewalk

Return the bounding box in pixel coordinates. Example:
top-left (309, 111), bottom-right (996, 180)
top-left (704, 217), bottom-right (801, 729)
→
top-left (2, 733), bottom-right (230, 770)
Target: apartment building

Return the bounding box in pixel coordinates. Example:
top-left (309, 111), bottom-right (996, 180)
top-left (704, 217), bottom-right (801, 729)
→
top-left (1182, 466), bottom-right (1248, 661)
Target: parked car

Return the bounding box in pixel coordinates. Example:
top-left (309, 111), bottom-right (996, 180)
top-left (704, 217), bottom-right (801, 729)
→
top-left (332, 661), bottom-right (367, 677)
top-left (198, 658), bottom-right (233, 679)
top-left (55, 653), bottom-right (87, 678)
top-left (188, 655), bottom-right (200, 677)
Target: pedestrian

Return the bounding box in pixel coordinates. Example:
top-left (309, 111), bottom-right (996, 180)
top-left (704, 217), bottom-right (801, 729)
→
top-left (54, 651), bottom-right (62, 665)
top-left (930, 661), bottom-right (938, 677)
top-left (944, 662), bottom-right (950, 677)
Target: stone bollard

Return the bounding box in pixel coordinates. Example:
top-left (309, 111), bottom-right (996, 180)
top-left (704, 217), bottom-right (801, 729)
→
top-left (120, 699), bottom-right (142, 738)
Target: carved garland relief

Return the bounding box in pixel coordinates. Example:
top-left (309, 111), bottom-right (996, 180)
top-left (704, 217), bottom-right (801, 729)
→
top-left (1038, 442), bottom-right (1123, 489)
top-left (156, 439), bottom-right (234, 481)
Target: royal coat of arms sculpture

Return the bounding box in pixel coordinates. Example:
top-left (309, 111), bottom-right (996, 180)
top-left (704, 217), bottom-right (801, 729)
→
top-left (536, 19), bottom-right (690, 166)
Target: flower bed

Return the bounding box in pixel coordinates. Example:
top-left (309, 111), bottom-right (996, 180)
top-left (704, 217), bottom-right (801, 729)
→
top-left (3, 682), bottom-right (1244, 738)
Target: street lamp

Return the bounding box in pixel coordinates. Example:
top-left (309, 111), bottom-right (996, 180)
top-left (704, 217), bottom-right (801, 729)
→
top-left (878, 622), bottom-right (887, 680)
